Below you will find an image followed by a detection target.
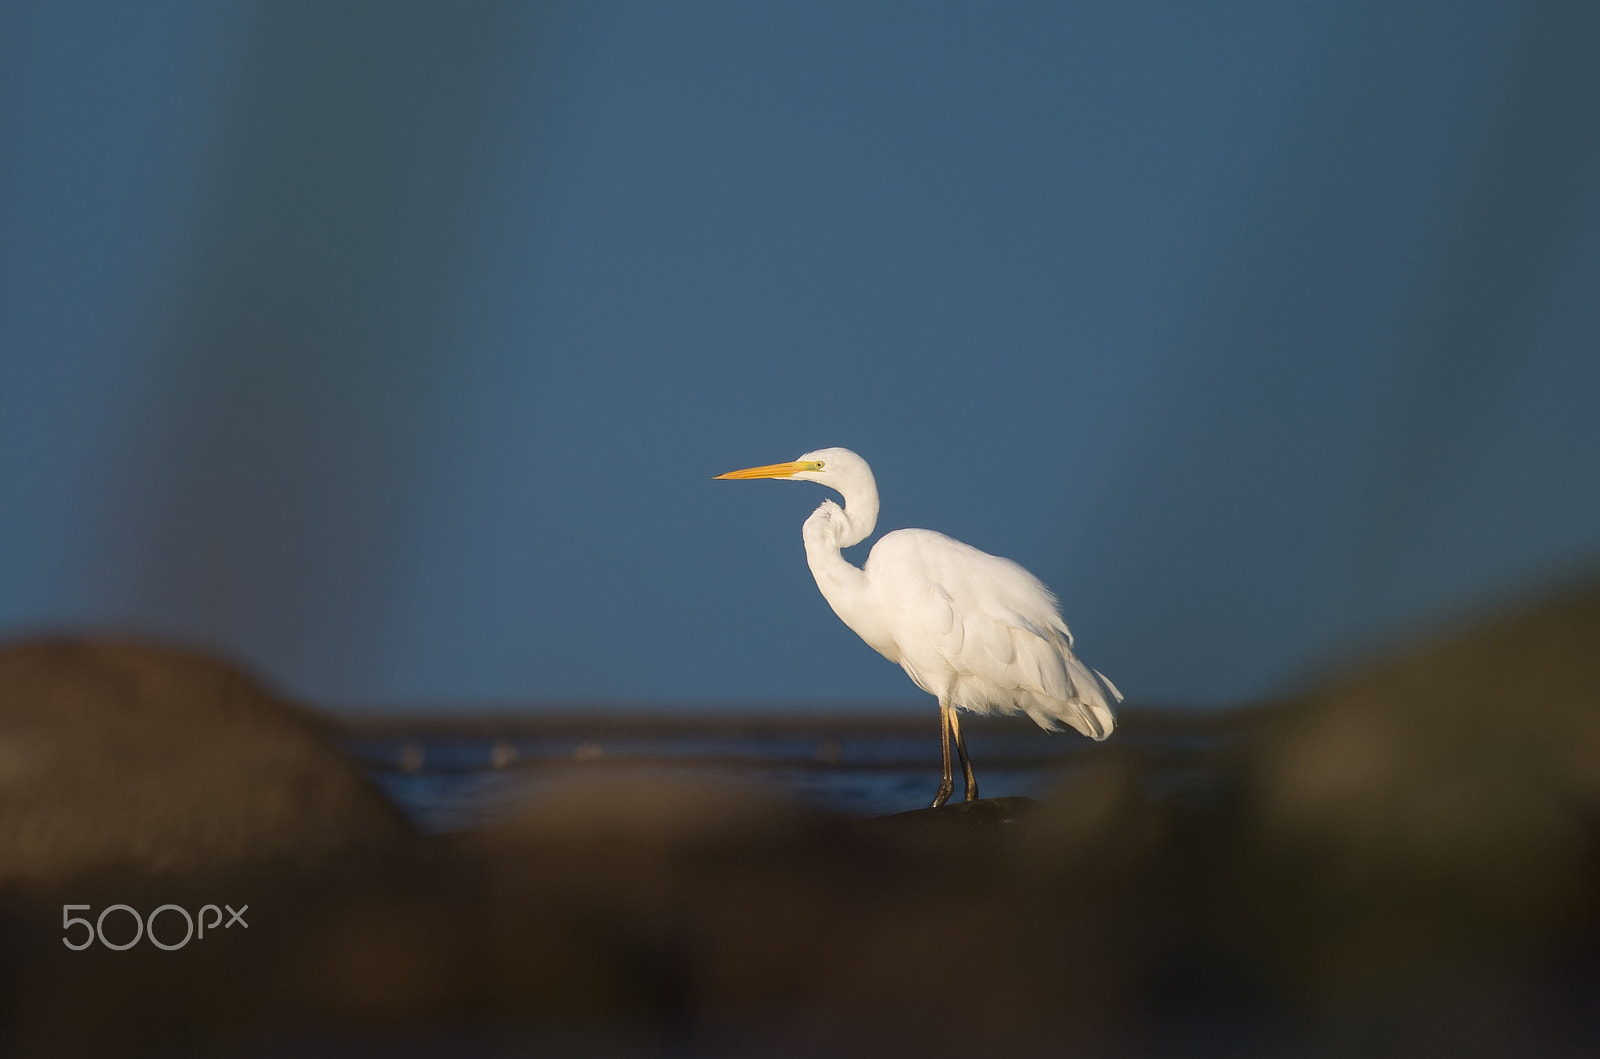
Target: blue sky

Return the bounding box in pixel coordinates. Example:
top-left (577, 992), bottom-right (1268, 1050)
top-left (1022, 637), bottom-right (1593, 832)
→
top-left (2, 1), bottom-right (1598, 711)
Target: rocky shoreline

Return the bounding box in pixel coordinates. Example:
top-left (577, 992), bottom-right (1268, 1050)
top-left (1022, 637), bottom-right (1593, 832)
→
top-left (3, 582), bottom-right (1598, 1056)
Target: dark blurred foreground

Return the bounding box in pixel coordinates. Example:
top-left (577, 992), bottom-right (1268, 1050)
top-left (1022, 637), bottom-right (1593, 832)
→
top-left (2, 583), bottom-right (1598, 1057)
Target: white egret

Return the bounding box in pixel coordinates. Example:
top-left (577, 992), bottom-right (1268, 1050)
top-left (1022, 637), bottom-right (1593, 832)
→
top-left (716, 447), bottom-right (1121, 807)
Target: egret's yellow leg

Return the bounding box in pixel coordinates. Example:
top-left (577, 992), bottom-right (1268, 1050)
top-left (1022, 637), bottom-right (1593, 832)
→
top-left (932, 698), bottom-right (955, 808)
top-left (949, 708), bottom-right (979, 802)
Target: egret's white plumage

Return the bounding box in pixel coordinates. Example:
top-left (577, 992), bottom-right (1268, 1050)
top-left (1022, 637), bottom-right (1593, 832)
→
top-left (717, 447), bottom-right (1120, 805)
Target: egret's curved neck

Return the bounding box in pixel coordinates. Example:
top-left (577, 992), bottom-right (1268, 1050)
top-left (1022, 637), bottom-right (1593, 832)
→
top-left (827, 468), bottom-right (879, 549)
top-left (799, 470), bottom-right (898, 659)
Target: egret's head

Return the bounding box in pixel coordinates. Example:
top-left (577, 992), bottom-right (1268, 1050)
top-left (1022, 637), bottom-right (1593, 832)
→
top-left (714, 447), bottom-right (872, 494)
top-left (716, 447), bottom-right (880, 545)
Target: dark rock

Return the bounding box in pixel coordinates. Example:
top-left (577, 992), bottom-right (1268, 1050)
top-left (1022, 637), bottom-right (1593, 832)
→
top-left (1241, 579), bottom-right (1600, 1000)
top-left (879, 794), bottom-right (1041, 829)
top-left (0, 638), bottom-right (409, 888)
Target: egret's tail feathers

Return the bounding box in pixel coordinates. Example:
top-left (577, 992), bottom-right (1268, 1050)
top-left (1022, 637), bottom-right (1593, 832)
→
top-left (1069, 697), bottom-right (1116, 741)
top-left (1027, 694), bottom-right (1114, 740)
top-left (1060, 654), bottom-right (1119, 740)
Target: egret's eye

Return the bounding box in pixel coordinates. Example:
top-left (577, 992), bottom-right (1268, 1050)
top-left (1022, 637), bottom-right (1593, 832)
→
top-left (814, 461), bottom-right (825, 470)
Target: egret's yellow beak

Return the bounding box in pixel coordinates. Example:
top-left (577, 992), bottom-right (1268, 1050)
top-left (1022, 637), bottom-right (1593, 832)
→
top-left (714, 460), bottom-right (821, 480)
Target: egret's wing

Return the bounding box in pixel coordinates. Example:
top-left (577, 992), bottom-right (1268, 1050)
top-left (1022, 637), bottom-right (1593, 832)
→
top-left (869, 528), bottom-right (1061, 671)
top-left (867, 529), bottom-right (1119, 738)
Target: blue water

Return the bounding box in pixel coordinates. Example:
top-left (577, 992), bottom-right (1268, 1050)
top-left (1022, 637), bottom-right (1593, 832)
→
top-left (345, 722), bottom-right (1227, 832)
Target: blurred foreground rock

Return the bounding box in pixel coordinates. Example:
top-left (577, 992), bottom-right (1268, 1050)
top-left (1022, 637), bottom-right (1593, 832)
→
top-left (0, 640), bottom-right (409, 886)
top-left (1245, 580), bottom-right (1600, 1003)
top-left (1, 583), bottom-right (1598, 1056)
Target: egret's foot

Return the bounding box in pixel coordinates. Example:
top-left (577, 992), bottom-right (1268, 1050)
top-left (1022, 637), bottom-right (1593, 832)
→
top-left (930, 783), bottom-right (954, 808)
top-left (963, 783), bottom-right (980, 803)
